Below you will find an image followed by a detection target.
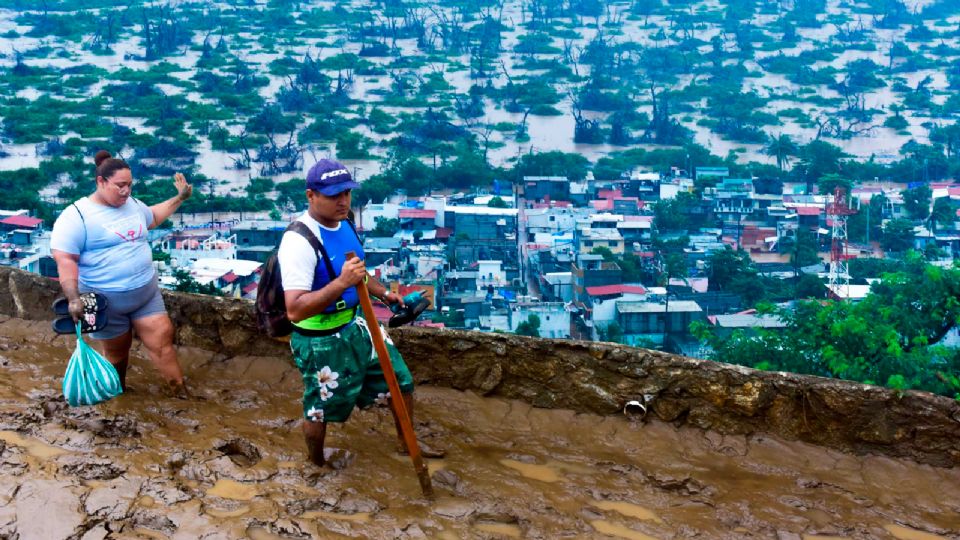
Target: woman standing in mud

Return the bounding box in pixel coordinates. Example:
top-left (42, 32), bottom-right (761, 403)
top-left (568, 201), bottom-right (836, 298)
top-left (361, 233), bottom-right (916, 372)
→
top-left (50, 150), bottom-right (193, 396)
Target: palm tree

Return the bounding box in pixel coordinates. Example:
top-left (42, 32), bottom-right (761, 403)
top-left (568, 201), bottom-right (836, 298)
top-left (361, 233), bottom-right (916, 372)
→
top-left (765, 133), bottom-right (799, 171)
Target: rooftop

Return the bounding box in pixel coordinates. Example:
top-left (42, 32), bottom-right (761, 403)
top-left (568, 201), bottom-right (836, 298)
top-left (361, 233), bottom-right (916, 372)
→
top-left (0, 215), bottom-right (43, 228)
top-left (398, 209), bottom-right (437, 219)
top-left (445, 206), bottom-right (518, 216)
top-left (616, 300), bottom-right (703, 314)
top-left (586, 284), bottom-right (647, 297)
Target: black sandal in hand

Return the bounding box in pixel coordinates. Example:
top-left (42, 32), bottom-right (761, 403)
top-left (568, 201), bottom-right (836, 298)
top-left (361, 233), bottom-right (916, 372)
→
top-left (51, 293), bottom-right (108, 334)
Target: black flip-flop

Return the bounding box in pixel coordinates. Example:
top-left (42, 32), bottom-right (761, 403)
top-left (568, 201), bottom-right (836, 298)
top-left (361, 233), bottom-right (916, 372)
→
top-left (52, 293), bottom-right (108, 317)
top-left (388, 296), bottom-right (431, 328)
top-left (51, 293), bottom-right (108, 334)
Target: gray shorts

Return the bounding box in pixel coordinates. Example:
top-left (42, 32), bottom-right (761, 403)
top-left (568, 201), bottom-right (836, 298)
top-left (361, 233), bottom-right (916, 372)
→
top-left (80, 277), bottom-right (167, 340)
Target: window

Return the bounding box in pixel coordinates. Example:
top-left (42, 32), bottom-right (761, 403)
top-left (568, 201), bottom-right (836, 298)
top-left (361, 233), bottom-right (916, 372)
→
top-left (549, 216), bottom-right (555, 222)
top-left (585, 240), bottom-right (593, 247)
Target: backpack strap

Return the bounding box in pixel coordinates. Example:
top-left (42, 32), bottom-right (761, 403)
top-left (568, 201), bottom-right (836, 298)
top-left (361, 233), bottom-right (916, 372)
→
top-left (72, 203), bottom-right (87, 253)
top-left (287, 221), bottom-right (337, 281)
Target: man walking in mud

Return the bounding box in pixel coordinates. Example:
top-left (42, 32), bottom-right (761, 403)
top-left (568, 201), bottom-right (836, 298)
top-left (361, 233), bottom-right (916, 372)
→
top-left (278, 159), bottom-right (442, 466)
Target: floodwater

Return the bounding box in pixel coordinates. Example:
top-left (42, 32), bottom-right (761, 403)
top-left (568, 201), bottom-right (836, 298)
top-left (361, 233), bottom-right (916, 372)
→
top-left (1, 318), bottom-right (959, 539)
top-left (0, 0), bottom-right (956, 186)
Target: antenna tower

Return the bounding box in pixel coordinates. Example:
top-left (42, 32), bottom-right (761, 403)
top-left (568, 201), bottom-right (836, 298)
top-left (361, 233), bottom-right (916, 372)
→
top-left (825, 186), bottom-right (857, 296)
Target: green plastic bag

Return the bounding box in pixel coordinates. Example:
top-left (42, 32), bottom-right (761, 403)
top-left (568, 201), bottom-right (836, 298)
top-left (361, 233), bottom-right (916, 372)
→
top-left (62, 322), bottom-right (123, 407)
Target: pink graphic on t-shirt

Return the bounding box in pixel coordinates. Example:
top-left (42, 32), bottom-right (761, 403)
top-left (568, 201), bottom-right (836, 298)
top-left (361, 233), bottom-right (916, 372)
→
top-left (101, 216), bottom-right (144, 243)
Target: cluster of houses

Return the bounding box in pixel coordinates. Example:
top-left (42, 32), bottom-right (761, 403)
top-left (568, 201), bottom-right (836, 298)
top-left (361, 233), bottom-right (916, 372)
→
top-left (4, 167), bottom-right (958, 354)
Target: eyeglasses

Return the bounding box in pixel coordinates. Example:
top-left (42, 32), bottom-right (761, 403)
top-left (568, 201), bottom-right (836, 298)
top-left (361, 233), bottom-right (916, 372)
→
top-left (105, 181), bottom-right (132, 194)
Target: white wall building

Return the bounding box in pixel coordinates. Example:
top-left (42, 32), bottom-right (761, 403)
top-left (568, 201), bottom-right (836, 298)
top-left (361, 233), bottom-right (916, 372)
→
top-left (476, 260), bottom-right (507, 291)
top-left (509, 302), bottom-right (570, 339)
top-left (360, 202), bottom-right (401, 231)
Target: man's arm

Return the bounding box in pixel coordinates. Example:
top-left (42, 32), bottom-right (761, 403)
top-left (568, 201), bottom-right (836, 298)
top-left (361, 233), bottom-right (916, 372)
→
top-left (284, 256), bottom-right (367, 322)
top-left (51, 249), bottom-right (83, 321)
top-left (367, 275), bottom-right (403, 306)
top-left (149, 172), bottom-right (192, 230)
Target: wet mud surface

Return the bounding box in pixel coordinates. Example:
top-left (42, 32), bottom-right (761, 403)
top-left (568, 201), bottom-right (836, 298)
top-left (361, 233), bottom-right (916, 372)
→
top-left (0, 318), bottom-right (958, 540)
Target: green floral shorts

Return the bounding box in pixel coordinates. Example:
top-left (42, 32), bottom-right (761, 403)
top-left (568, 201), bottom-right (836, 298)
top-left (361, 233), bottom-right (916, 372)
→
top-left (290, 319), bottom-right (415, 423)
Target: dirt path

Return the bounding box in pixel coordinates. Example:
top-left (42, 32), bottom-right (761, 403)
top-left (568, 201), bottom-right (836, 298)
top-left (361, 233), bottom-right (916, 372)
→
top-left (0, 318), bottom-right (957, 539)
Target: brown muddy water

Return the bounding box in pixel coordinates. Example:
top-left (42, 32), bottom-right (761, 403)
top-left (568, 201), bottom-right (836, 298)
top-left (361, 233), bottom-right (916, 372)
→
top-left (0, 318), bottom-right (958, 540)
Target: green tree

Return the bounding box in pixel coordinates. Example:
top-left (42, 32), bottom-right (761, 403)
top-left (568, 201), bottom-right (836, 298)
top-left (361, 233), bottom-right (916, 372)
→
top-left (515, 314), bottom-right (541, 337)
top-left (693, 254), bottom-right (960, 398)
top-left (765, 133), bottom-right (798, 171)
top-left (930, 197), bottom-right (956, 232)
top-left (790, 229), bottom-right (821, 269)
top-left (597, 322), bottom-right (624, 344)
top-left (172, 269), bottom-right (222, 296)
top-left (653, 192), bottom-right (700, 232)
top-left (511, 151), bottom-right (589, 182)
top-left (882, 218), bottom-right (916, 252)
top-left (706, 247), bottom-right (753, 292)
top-left (370, 217), bottom-right (399, 237)
top-left (902, 184), bottom-right (932, 220)
top-left (797, 140), bottom-right (846, 192)
top-left (817, 173), bottom-right (853, 196)
top-left (487, 196), bottom-right (509, 208)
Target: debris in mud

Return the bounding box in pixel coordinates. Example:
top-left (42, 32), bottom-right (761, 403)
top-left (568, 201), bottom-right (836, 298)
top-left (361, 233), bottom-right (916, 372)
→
top-left (215, 437), bottom-right (262, 467)
top-left (83, 477), bottom-right (141, 520)
top-left (130, 509), bottom-right (178, 536)
top-left (432, 497), bottom-right (477, 519)
top-left (431, 469), bottom-right (461, 491)
top-left (139, 477), bottom-right (195, 506)
top-left (59, 455), bottom-right (126, 480)
top-left (246, 519), bottom-right (313, 540)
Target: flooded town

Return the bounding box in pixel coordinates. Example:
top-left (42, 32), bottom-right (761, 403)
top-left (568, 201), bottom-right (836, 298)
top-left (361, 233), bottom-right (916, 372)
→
top-left (1, 0), bottom-right (959, 538)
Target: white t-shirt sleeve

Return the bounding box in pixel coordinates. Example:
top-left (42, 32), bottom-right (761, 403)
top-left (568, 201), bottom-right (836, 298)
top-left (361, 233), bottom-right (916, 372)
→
top-left (50, 205), bottom-right (84, 255)
top-left (135, 198), bottom-right (155, 228)
top-left (277, 230), bottom-right (318, 291)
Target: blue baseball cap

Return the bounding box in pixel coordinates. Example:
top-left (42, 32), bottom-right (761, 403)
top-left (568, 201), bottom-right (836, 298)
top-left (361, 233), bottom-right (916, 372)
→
top-left (306, 159), bottom-right (359, 196)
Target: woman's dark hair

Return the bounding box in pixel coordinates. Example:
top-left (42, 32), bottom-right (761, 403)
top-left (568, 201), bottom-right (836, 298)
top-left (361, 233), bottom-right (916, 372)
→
top-left (94, 150), bottom-right (130, 181)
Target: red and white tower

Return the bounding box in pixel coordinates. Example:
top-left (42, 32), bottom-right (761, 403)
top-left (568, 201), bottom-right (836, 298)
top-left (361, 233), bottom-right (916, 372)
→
top-left (825, 186), bottom-right (857, 295)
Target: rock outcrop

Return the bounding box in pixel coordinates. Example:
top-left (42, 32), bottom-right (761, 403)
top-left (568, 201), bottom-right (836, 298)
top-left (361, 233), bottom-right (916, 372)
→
top-left (4, 266), bottom-right (958, 467)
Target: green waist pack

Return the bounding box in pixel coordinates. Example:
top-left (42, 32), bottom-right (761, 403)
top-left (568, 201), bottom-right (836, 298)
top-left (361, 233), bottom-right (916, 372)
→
top-left (62, 323), bottom-right (123, 407)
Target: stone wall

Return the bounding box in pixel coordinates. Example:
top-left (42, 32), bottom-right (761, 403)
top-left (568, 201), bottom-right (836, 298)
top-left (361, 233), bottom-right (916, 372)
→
top-left (3, 266), bottom-right (958, 467)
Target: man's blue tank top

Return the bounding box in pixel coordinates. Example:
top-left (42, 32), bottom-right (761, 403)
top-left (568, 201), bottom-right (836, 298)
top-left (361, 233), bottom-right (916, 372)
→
top-left (311, 221), bottom-right (365, 313)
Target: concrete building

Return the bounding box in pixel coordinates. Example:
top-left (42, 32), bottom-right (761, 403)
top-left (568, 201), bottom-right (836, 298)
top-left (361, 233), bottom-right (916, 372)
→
top-left (576, 228), bottom-right (624, 255)
top-left (571, 253), bottom-right (622, 304)
top-left (616, 300), bottom-right (704, 346)
top-left (160, 232), bottom-right (238, 268)
top-left (509, 301), bottom-right (570, 339)
top-left (231, 220), bottom-right (288, 262)
top-left (522, 176), bottom-right (570, 202)
top-left (399, 208), bottom-right (437, 231)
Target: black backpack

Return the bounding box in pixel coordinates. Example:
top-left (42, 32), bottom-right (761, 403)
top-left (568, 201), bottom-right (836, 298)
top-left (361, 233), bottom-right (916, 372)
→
top-left (255, 220), bottom-right (359, 338)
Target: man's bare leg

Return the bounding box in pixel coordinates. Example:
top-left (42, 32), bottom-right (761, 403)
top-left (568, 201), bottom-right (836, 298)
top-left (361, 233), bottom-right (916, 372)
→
top-left (303, 419), bottom-right (327, 466)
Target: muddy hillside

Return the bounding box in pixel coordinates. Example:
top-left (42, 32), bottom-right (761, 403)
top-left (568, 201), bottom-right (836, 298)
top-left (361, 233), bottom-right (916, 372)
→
top-left (2, 267), bottom-right (959, 470)
top-left (1, 316), bottom-right (959, 540)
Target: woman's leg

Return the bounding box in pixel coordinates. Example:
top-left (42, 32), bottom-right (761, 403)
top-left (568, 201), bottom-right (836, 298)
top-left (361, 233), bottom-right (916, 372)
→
top-left (131, 313), bottom-right (184, 386)
top-left (99, 331), bottom-right (133, 391)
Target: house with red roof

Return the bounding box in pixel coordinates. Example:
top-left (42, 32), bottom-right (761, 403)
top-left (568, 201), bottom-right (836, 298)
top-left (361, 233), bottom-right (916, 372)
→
top-left (583, 284), bottom-right (649, 339)
top-left (0, 215), bottom-right (43, 233)
top-left (398, 208), bottom-right (437, 231)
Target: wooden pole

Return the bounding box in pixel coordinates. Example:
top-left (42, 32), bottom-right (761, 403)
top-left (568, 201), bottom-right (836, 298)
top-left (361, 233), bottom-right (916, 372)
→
top-left (346, 251), bottom-right (433, 498)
